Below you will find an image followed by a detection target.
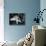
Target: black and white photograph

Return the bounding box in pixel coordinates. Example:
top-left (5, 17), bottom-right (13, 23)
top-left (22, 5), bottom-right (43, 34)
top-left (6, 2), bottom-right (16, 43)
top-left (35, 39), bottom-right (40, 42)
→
top-left (9, 13), bottom-right (25, 25)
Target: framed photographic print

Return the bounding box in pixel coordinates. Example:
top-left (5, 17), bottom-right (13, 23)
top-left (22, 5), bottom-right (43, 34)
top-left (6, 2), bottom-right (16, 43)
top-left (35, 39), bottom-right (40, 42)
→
top-left (9, 13), bottom-right (25, 25)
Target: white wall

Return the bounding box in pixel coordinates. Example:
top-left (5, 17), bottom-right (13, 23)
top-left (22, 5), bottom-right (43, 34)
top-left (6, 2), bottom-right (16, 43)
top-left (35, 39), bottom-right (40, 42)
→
top-left (0, 0), bottom-right (4, 42)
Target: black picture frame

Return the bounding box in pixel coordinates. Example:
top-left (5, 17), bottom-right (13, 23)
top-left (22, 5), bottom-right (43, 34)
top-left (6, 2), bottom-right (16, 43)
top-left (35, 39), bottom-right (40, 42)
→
top-left (9, 13), bottom-right (25, 25)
